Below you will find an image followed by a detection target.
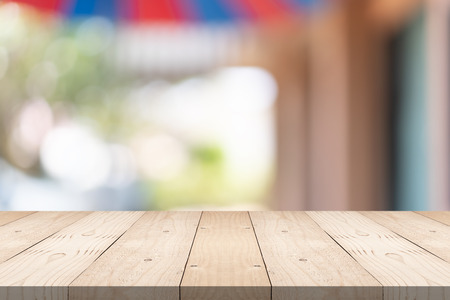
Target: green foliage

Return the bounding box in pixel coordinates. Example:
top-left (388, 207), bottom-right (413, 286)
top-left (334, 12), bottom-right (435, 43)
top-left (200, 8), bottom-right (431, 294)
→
top-left (0, 5), bottom-right (272, 210)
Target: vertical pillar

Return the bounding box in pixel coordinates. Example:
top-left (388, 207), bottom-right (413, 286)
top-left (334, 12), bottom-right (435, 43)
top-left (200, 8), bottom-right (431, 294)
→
top-left (426, 0), bottom-right (450, 210)
top-left (307, 5), bottom-right (350, 210)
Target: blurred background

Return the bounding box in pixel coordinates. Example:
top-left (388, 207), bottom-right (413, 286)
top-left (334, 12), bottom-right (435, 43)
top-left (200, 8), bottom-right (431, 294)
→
top-left (0, 0), bottom-right (448, 211)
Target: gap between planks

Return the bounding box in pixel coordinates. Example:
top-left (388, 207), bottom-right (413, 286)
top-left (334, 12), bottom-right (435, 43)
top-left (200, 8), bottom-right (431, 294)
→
top-left (1, 211), bottom-right (450, 300)
top-left (179, 211), bottom-right (203, 300)
top-left (248, 211), bottom-right (273, 300)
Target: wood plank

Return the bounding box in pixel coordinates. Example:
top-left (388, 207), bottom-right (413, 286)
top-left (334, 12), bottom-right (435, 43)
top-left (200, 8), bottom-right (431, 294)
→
top-left (0, 211), bottom-right (144, 300)
top-left (70, 211), bottom-right (201, 300)
top-left (0, 211), bottom-right (35, 226)
top-left (417, 211), bottom-right (450, 226)
top-left (308, 211), bottom-right (450, 299)
top-left (0, 211), bottom-right (90, 263)
top-left (180, 211), bottom-right (270, 300)
top-left (250, 211), bottom-right (382, 300)
top-left (362, 211), bottom-right (450, 262)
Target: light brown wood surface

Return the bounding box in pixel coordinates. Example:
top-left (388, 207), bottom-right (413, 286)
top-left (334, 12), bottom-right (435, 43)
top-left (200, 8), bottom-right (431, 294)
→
top-left (308, 211), bottom-right (450, 300)
top-left (250, 211), bottom-right (382, 300)
top-left (70, 211), bottom-right (201, 300)
top-left (0, 211), bottom-right (90, 264)
top-left (417, 211), bottom-right (450, 226)
top-left (0, 211), bottom-right (449, 300)
top-left (0, 211), bottom-right (35, 226)
top-left (180, 211), bottom-right (271, 300)
top-left (362, 211), bottom-right (450, 262)
top-left (0, 211), bottom-right (143, 300)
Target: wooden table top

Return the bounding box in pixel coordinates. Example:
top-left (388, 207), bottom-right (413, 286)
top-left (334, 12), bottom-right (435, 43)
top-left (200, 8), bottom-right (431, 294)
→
top-left (0, 211), bottom-right (449, 300)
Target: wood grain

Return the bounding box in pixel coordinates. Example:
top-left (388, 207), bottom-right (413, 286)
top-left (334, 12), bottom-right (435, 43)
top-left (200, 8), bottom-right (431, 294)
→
top-left (0, 212), bottom-right (35, 226)
top-left (0, 211), bottom-right (449, 300)
top-left (308, 211), bottom-right (450, 300)
top-left (70, 211), bottom-right (201, 300)
top-left (180, 211), bottom-right (270, 300)
top-left (362, 211), bottom-right (450, 262)
top-left (0, 211), bottom-right (90, 263)
top-left (417, 211), bottom-right (450, 226)
top-left (250, 211), bottom-right (382, 299)
top-left (0, 211), bottom-right (144, 300)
